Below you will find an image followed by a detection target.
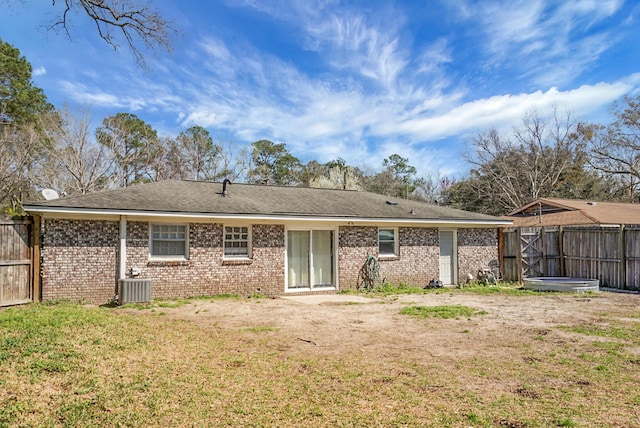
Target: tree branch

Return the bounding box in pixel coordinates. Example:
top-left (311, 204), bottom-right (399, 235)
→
top-left (49, 0), bottom-right (176, 68)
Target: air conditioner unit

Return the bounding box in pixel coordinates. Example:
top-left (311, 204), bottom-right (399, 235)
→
top-left (119, 278), bottom-right (152, 305)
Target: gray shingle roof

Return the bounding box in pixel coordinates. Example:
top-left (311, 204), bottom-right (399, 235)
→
top-left (25, 180), bottom-right (507, 224)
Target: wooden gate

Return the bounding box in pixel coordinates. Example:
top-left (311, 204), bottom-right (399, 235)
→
top-left (0, 218), bottom-right (35, 306)
top-left (520, 227), bottom-right (544, 277)
top-left (500, 226), bottom-right (562, 281)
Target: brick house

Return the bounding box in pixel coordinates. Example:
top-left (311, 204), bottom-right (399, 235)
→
top-left (24, 180), bottom-right (510, 304)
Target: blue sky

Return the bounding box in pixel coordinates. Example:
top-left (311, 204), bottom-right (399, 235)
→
top-left (3, 0), bottom-right (640, 178)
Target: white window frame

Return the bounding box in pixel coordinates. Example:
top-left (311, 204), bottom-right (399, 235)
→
top-left (378, 227), bottom-right (398, 258)
top-left (149, 223), bottom-right (189, 260)
top-left (223, 225), bottom-right (252, 259)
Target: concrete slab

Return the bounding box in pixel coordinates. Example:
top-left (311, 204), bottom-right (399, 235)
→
top-left (281, 294), bottom-right (374, 305)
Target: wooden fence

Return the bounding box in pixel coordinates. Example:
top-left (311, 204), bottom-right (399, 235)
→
top-left (0, 218), bottom-right (37, 306)
top-left (501, 225), bottom-right (640, 290)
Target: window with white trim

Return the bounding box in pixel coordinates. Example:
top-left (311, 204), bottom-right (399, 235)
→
top-left (224, 226), bottom-right (251, 258)
top-left (150, 224), bottom-right (187, 258)
top-left (378, 228), bottom-right (398, 257)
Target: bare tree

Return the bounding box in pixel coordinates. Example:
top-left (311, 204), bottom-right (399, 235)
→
top-left (213, 139), bottom-right (250, 183)
top-left (514, 108), bottom-right (585, 200)
top-left (0, 122), bottom-right (44, 209)
top-left (413, 174), bottom-right (455, 204)
top-left (587, 96), bottom-right (640, 202)
top-left (36, 107), bottom-right (115, 195)
top-left (47, 0), bottom-right (176, 67)
top-left (455, 108), bottom-right (593, 214)
top-left (157, 136), bottom-right (247, 183)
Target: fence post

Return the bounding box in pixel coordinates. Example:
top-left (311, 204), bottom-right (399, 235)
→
top-left (620, 225), bottom-right (626, 289)
top-left (498, 227), bottom-right (504, 278)
top-left (558, 225), bottom-right (565, 277)
top-left (32, 215), bottom-right (41, 302)
top-left (541, 226), bottom-right (547, 276)
top-left (516, 227), bottom-right (522, 283)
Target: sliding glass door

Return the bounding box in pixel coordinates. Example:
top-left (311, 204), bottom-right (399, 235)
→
top-left (287, 229), bottom-right (334, 290)
top-left (287, 231), bottom-right (310, 289)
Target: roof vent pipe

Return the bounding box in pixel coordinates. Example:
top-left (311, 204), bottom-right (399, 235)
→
top-left (222, 178), bottom-right (231, 197)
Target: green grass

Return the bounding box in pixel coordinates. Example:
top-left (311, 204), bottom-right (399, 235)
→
top-left (400, 304), bottom-right (487, 319)
top-left (341, 282), bottom-right (428, 296)
top-left (119, 299), bottom-right (191, 310)
top-left (2, 297), bottom-right (640, 427)
top-left (559, 322), bottom-right (638, 343)
top-left (207, 293), bottom-right (241, 300)
top-left (119, 294), bottom-right (242, 310)
top-left (344, 281), bottom-right (542, 297)
top-left (456, 281), bottom-right (540, 295)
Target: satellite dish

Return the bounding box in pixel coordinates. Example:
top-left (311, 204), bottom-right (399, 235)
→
top-left (42, 189), bottom-right (60, 200)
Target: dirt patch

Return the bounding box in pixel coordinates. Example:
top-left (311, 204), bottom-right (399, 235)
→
top-left (145, 291), bottom-right (637, 361)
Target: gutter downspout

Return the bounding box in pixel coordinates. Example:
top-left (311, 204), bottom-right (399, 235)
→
top-left (119, 216), bottom-right (127, 281)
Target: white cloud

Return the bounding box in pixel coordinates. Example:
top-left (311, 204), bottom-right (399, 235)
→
top-left (59, 81), bottom-right (129, 109)
top-left (481, 0), bottom-right (547, 55)
top-left (383, 78), bottom-right (637, 142)
top-left (467, 0), bottom-right (624, 86)
top-left (58, 79), bottom-right (182, 112)
top-left (558, 0), bottom-right (623, 24)
top-left (32, 66), bottom-right (47, 76)
top-left (233, 1), bottom-right (411, 91)
top-left (416, 38), bottom-right (452, 76)
top-left (523, 33), bottom-right (613, 88)
top-left (303, 11), bottom-right (409, 90)
top-left (176, 30), bottom-right (638, 177)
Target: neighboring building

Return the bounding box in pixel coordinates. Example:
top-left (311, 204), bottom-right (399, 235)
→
top-left (505, 198), bottom-right (640, 227)
top-left (24, 180), bottom-right (510, 304)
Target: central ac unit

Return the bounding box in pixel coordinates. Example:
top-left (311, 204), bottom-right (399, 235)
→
top-left (119, 278), bottom-right (152, 305)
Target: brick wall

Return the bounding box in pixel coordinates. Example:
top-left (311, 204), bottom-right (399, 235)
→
top-left (338, 226), bottom-right (441, 289)
top-left (338, 226), bottom-right (498, 288)
top-left (378, 227), bottom-right (440, 286)
top-left (125, 222), bottom-right (285, 300)
top-left (41, 219), bottom-right (119, 303)
top-left (40, 218), bottom-right (499, 303)
top-left (457, 228), bottom-right (499, 282)
top-left (337, 226), bottom-right (378, 289)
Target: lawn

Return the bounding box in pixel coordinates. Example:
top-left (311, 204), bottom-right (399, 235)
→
top-left (1, 287), bottom-right (639, 427)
